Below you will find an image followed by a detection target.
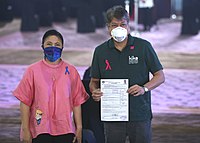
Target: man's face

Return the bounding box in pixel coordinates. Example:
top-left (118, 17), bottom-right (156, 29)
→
top-left (108, 17), bottom-right (130, 36)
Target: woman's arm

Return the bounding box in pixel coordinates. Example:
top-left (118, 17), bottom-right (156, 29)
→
top-left (73, 105), bottom-right (82, 143)
top-left (20, 101), bottom-right (32, 143)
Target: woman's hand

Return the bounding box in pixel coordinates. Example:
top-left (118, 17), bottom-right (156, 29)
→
top-left (73, 128), bottom-right (82, 143)
top-left (22, 128), bottom-right (32, 143)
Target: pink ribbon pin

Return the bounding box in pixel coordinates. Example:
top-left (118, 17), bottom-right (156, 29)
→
top-left (105, 60), bottom-right (112, 70)
top-left (130, 46), bottom-right (135, 50)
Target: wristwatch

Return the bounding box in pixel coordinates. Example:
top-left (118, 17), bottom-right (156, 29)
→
top-left (142, 86), bottom-right (149, 92)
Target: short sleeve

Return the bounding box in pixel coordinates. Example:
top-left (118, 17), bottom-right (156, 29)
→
top-left (12, 68), bottom-right (34, 106)
top-left (70, 68), bottom-right (89, 106)
top-left (90, 48), bottom-right (101, 79)
top-left (145, 42), bottom-right (163, 74)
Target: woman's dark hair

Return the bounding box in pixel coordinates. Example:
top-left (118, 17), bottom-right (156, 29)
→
top-left (41, 29), bottom-right (64, 47)
top-left (105, 5), bottom-right (129, 24)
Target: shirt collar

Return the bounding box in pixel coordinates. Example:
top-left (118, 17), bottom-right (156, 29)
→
top-left (42, 59), bottom-right (64, 68)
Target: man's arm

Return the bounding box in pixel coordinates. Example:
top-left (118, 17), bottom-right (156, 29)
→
top-left (127, 70), bottom-right (165, 96)
top-left (89, 78), bottom-right (103, 102)
top-left (89, 78), bottom-right (100, 92)
top-left (144, 70), bottom-right (165, 91)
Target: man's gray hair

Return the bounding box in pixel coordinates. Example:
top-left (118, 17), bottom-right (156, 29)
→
top-left (105, 5), bottom-right (130, 24)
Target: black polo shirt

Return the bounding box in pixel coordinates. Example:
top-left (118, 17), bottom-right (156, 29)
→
top-left (91, 34), bottom-right (163, 121)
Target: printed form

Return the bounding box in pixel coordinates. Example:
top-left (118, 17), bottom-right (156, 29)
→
top-left (101, 79), bottom-right (129, 121)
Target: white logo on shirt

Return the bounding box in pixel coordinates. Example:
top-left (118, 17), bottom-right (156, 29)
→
top-left (129, 56), bottom-right (138, 64)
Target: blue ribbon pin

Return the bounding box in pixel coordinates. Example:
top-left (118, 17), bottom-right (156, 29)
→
top-left (65, 66), bottom-right (70, 75)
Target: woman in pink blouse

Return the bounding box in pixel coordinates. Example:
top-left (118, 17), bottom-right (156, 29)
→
top-left (13, 29), bottom-right (89, 143)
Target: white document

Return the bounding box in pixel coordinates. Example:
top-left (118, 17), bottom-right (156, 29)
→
top-left (101, 79), bottom-right (129, 121)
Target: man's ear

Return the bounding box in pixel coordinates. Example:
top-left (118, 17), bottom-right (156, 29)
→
top-left (107, 25), bottom-right (112, 36)
top-left (127, 25), bottom-right (131, 34)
